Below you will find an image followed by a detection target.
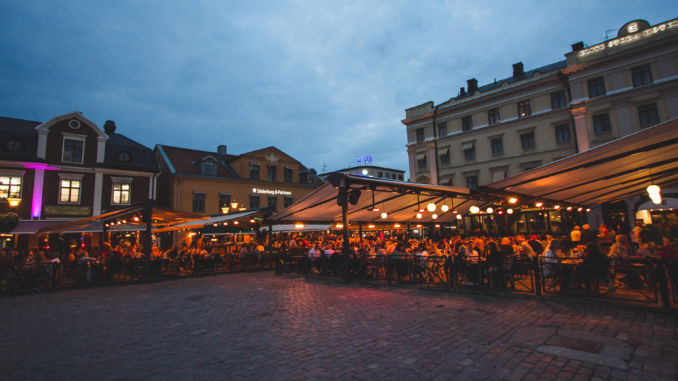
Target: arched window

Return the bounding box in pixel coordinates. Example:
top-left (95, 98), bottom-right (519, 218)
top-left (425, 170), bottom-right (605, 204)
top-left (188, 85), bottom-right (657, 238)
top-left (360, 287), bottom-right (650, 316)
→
top-left (202, 159), bottom-right (216, 176)
top-left (5, 138), bottom-right (23, 152)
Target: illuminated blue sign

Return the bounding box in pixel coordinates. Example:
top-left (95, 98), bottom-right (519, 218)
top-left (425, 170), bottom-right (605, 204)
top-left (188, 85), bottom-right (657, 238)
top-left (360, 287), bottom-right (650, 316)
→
top-left (356, 155), bottom-right (373, 163)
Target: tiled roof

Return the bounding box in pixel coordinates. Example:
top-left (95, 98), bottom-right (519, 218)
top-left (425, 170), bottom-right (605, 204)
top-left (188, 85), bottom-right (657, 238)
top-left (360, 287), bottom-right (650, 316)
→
top-left (102, 133), bottom-right (158, 172)
top-left (157, 145), bottom-right (240, 178)
top-left (0, 116), bottom-right (40, 162)
top-left (461, 60), bottom-right (567, 98)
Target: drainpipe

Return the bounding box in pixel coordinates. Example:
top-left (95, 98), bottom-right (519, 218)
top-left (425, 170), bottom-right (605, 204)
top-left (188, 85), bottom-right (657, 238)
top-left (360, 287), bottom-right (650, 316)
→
top-left (432, 105), bottom-right (440, 185)
top-left (558, 71), bottom-right (580, 154)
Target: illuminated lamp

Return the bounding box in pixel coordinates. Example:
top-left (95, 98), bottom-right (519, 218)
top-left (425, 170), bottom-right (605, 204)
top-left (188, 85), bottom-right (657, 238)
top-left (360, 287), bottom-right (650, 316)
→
top-left (335, 223), bottom-right (344, 229)
top-left (368, 224), bottom-right (375, 229)
top-left (441, 204), bottom-right (449, 212)
top-left (469, 206), bottom-right (480, 214)
top-left (213, 223), bottom-right (218, 227)
top-left (361, 169), bottom-right (369, 175)
top-left (294, 223), bottom-right (304, 229)
top-left (456, 214), bottom-right (462, 220)
top-left (122, 219), bottom-right (127, 224)
top-left (394, 223), bottom-right (401, 228)
top-left (535, 202), bottom-right (543, 208)
top-left (223, 222), bottom-right (228, 226)
top-left (7, 198), bottom-right (20, 207)
top-left (647, 184), bottom-right (662, 204)
top-left (416, 224), bottom-right (422, 228)
top-left (586, 208), bottom-right (591, 212)
top-left (577, 207), bottom-right (583, 212)
top-left (416, 212), bottom-right (423, 219)
top-left (233, 221), bottom-right (239, 225)
top-left (230, 201), bottom-right (239, 210)
top-left (432, 213), bottom-right (438, 219)
top-left (554, 205), bottom-right (561, 210)
top-left (508, 197), bottom-right (518, 204)
top-left (486, 207), bottom-right (493, 214)
top-left (452, 210), bottom-right (458, 214)
top-left (370, 190), bottom-right (380, 212)
top-left (133, 216), bottom-right (140, 222)
top-left (221, 207), bottom-right (230, 214)
top-left (250, 219), bottom-right (255, 223)
top-left (507, 208), bottom-right (514, 214)
top-left (426, 202), bottom-right (436, 212)
top-left (380, 212), bottom-right (388, 219)
top-left (435, 224), bottom-right (440, 228)
top-left (566, 206), bottom-right (573, 211)
top-left (498, 210), bottom-right (504, 215)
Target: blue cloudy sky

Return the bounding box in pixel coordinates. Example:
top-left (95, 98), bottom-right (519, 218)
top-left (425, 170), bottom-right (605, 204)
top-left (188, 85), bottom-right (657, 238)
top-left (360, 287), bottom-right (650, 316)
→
top-left (0, 1), bottom-right (673, 176)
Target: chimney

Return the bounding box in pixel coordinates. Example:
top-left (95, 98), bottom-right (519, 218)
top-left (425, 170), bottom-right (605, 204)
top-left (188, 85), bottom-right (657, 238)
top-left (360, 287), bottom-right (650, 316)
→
top-left (217, 145), bottom-right (227, 157)
top-left (103, 120), bottom-right (117, 134)
top-left (571, 41), bottom-right (584, 52)
top-left (512, 62), bottom-right (524, 78)
top-left (459, 87), bottom-right (466, 97)
top-left (467, 78), bottom-right (478, 95)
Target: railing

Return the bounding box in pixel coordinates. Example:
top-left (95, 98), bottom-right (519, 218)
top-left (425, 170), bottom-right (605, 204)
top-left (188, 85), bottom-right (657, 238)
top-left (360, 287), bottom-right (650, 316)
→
top-left (276, 249), bottom-right (677, 311)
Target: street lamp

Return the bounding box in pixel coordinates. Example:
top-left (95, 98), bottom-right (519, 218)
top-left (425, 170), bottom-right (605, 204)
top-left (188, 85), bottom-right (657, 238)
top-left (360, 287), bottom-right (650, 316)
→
top-left (7, 198), bottom-right (20, 207)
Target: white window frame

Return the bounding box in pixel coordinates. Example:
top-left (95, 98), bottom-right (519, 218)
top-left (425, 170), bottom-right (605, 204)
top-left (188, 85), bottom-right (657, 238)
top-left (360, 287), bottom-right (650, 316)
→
top-left (58, 173), bottom-right (84, 204)
top-left (111, 177), bottom-right (132, 206)
top-left (61, 133), bottom-right (86, 164)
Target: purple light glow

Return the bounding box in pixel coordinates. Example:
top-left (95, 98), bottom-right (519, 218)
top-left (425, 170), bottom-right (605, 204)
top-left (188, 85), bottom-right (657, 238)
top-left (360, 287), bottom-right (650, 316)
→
top-left (31, 169), bottom-right (45, 218)
top-left (23, 162), bottom-right (60, 170)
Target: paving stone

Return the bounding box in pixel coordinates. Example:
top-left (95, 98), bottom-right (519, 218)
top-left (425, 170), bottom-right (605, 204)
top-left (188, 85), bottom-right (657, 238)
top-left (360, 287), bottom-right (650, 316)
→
top-left (0, 272), bottom-right (675, 380)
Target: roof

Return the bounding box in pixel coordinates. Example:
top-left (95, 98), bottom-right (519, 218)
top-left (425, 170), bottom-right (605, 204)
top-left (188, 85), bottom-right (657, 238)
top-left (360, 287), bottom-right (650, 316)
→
top-left (155, 144), bottom-right (240, 178)
top-left (0, 116), bottom-right (40, 162)
top-left (486, 117), bottom-right (678, 206)
top-left (267, 173), bottom-right (495, 224)
top-left (103, 132), bottom-right (158, 172)
top-left (471, 60), bottom-right (567, 95)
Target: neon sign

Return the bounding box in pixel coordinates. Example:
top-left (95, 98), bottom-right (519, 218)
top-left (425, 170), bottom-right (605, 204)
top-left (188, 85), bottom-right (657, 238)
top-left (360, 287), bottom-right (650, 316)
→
top-left (356, 155), bottom-right (373, 164)
top-left (252, 188), bottom-right (292, 196)
top-left (579, 19), bottom-right (678, 58)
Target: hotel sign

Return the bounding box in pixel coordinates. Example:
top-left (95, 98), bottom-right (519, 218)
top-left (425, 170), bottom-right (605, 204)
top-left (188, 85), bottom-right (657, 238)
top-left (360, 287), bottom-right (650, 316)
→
top-left (578, 19), bottom-right (678, 58)
top-left (252, 187), bottom-right (292, 196)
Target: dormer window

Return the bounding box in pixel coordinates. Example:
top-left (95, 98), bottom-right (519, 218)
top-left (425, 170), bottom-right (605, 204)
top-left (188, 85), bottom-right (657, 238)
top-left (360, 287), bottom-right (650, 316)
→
top-left (201, 158), bottom-right (216, 176)
top-left (117, 151), bottom-right (131, 162)
top-left (62, 134), bottom-right (85, 164)
top-left (5, 138), bottom-right (24, 152)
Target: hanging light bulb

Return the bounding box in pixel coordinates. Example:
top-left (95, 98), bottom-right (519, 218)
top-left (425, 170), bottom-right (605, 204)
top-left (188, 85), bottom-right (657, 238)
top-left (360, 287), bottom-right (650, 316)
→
top-left (393, 223), bottom-right (401, 228)
top-left (432, 213), bottom-right (438, 219)
top-left (566, 206), bottom-right (573, 211)
top-left (554, 205), bottom-right (561, 210)
top-left (535, 202), bottom-right (543, 208)
top-left (380, 212), bottom-right (388, 219)
top-left (647, 184), bottom-right (662, 204)
top-left (486, 207), bottom-right (494, 214)
top-left (508, 197), bottom-right (518, 204)
top-left (416, 212), bottom-right (423, 219)
top-left (507, 208), bottom-right (514, 214)
top-left (426, 202), bottom-right (437, 212)
top-left (456, 214), bottom-right (462, 220)
top-left (469, 206), bottom-right (480, 214)
top-left (441, 204), bottom-right (449, 212)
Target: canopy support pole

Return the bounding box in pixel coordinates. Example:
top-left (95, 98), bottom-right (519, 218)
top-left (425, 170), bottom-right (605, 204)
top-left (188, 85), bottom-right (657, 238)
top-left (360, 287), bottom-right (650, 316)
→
top-left (340, 185), bottom-right (351, 284)
top-left (143, 199), bottom-right (154, 279)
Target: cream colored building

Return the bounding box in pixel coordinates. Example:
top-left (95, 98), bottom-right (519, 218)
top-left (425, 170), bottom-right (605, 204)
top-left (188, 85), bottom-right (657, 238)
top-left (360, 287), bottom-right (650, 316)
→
top-left (404, 18), bottom-right (678, 189)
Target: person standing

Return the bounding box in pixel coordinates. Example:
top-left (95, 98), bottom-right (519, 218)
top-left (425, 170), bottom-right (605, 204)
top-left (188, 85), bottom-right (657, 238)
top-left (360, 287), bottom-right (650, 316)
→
top-left (630, 221), bottom-right (643, 250)
top-left (570, 226), bottom-right (581, 243)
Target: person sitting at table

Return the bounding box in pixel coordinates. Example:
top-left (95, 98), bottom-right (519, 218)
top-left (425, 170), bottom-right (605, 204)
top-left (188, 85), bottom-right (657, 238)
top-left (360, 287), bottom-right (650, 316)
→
top-left (542, 239), bottom-right (561, 278)
top-left (658, 235), bottom-right (678, 260)
top-left (608, 235), bottom-right (633, 261)
top-left (581, 224), bottom-right (596, 244)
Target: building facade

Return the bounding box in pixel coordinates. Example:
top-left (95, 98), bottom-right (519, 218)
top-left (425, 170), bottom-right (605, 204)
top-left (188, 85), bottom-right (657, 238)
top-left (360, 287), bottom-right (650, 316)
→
top-left (319, 165), bottom-right (405, 182)
top-left (404, 18), bottom-right (678, 188)
top-left (155, 144), bottom-right (320, 217)
top-left (0, 112), bottom-right (158, 249)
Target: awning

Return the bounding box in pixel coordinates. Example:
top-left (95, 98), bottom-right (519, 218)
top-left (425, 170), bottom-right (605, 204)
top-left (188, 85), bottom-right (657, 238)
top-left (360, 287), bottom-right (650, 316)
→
top-left (153, 210), bottom-right (265, 233)
top-left (259, 224), bottom-right (332, 233)
top-left (486, 118), bottom-right (678, 205)
top-left (415, 153), bottom-right (426, 160)
top-left (13, 220), bottom-right (103, 234)
top-left (438, 147), bottom-right (449, 155)
top-left (462, 142), bottom-right (474, 150)
top-left (267, 173), bottom-right (497, 224)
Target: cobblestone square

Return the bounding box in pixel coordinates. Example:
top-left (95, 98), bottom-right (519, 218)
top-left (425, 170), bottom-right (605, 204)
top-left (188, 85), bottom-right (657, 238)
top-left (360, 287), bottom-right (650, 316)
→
top-left (1, 272), bottom-right (676, 380)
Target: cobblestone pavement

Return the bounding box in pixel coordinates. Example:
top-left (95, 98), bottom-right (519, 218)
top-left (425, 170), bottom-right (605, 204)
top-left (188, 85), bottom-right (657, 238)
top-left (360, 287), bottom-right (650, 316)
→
top-left (1, 273), bottom-right (676, 380)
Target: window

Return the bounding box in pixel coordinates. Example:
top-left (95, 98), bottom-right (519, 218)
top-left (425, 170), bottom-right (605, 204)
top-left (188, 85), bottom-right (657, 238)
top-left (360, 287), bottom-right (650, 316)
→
top-left (377, 171), bottom-right (383, 178)
top-left (488, 109), bottom-right (500, 125)
top-left (250, 194), bottom-right (260, 209)
top-left (587, 77), bottom-right (606, 98)
top-left (0, 175), bottom-right (21, 200)
top-left (117, 151), bottom-right (130, 162)
top-left (192, 192), bottom-right (205, 213)
top-left (638, 103), bottom-right (659, 128)
top-left (491, 169), bottom-right (506, 183)
top-left (59, 179), bottom-right (81, 204)
top-left (218, 193), bottom-right (231, 213)
top-left (384, 173), bottom-right (390, 179)
top-left (463, 143), bottom-right (475, 161)
top-left (551, 91), bottom-right (567, 109)
top-left (593, 113), bottom-right (611, 135)
top-left (284, 167), bottom-right (294, 183)
top-left (202, 159), bottom-right (216, 176)
top-left (112, 182), bottom-right (131, 205)
top-left (521, 132), bottom-right (535, 151)
top-left (466, 175), bottom-right (478, 190)
top-left (5, 139), bottom-right (23, 152)
top-left (439, 148), bottom-right (450, 166)
top-left (267, 165), bottom-right (277, 182)
top-left (491, 138), bottom-right (503, 156)
top-left (632, 64), bottom-right (652, 87)
top-left (555, 124), bottom-right (571, 143)
top-left (416, 128), bottom-right (425, 142)
top-left (249, 164), bottom-right (260, 180)
top-left (517, 101), bottom-right (531, 118)
top-left (268, 196), bottom-right (277, 210)
top-left (462, 116), bottom-right (473, 131)
top-left (62, 137), bottom-right (84, 163)
top-left (398, 174), bottom-right (404, 180)
top-left (284, 196), bottom-right (294, 208)
top-left (417, 154), bottom-right (427, 169)
top-left (437, 122), bottom-right (447, 137)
